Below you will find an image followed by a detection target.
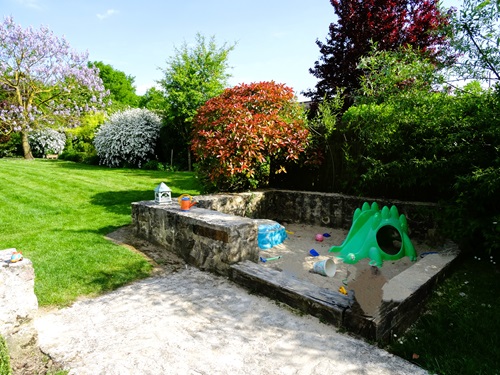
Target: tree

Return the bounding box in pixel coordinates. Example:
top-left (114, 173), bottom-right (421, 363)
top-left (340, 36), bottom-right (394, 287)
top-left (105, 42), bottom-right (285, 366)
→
top-left (191, 81), bottom-right (310, 192)
top-left (91, 61), bottom-right (140, 108)
top-left (356, 45), bottom-right (445, 103)
top-left (450, 0), bottom-right (500, 83)
top-left (138, 87), bottom-right (165, 111)
top-left (158, 33), bottom-right (235, 170)
top-left (0, 17), bottom-right (108, 159)
top-left (306, 0), bottom-right (451, 102)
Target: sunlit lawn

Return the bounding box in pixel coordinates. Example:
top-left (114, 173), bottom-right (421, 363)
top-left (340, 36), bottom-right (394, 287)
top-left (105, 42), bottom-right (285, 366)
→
top-left (0, 158), bottom-right (201, 306)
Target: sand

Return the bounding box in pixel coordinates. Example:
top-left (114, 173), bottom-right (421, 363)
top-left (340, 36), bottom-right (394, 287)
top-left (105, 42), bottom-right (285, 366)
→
top-left (259, 223), bottom-right (434, 316)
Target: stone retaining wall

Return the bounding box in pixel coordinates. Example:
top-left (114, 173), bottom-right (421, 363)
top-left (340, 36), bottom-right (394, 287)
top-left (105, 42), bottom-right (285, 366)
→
top-left (132, 201), bottom-right (261, 275)
top-left (133, 190), bottom-right (441, 277)
top-left (196, 189), bottom-right (440, 240)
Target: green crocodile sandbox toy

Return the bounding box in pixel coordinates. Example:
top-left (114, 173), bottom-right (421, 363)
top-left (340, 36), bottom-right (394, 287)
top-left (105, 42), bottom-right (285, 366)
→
top-left (329, 202), bottom-right (417, 267)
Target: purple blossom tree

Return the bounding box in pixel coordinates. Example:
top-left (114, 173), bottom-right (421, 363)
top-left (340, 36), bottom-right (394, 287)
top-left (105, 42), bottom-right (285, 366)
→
top-left (0, 16), bottom-right (109, 159)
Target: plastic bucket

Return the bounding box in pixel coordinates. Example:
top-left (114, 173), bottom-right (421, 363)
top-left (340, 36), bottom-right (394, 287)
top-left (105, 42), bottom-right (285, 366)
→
top-left (312, 258), bottom-right (337, 277)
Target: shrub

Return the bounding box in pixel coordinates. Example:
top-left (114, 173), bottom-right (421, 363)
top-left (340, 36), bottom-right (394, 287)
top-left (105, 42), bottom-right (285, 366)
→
top-left (142, 160), bottom-right (165, 171)
top-left (191, 82), bottom-right (311, 191)
top-left (61, 113), bottom-right (105, 164)
top-left (340, 71), bottom-right (500, 253)
top-left (0, 132), bottom-right (22, 158)
top-left (94, 108), bottom-right (161, 167)
top-left (28, 128), bottom-right (66, 157)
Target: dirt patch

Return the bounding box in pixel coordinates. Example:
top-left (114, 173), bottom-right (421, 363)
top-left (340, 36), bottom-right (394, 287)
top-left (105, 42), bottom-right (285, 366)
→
top-left (105, 225), bottom-right (186, 275)
top-left (9, 343), bottom-right (64, 375)
top-left (258, 223), bottom-right (435, 316)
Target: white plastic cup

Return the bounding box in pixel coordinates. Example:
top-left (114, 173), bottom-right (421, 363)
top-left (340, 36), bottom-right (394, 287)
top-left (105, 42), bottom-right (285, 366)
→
top-left (312, 258), bottom-right (337, 277)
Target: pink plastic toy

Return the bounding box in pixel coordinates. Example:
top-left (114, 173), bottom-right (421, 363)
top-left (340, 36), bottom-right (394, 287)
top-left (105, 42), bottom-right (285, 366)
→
top-left (315, 233), bottom-right (324, 242)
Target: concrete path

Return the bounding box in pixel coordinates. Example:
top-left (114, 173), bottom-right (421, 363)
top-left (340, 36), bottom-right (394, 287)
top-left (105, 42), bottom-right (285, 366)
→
top-left (34, 267), bottom-right (428, 375)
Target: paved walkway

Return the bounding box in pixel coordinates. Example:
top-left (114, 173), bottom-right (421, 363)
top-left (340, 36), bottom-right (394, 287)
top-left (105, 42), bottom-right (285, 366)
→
top-left (34, 267), bottom-right (428, 375)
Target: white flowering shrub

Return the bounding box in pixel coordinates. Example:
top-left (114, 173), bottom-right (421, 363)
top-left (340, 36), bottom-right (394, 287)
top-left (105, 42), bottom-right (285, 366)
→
top-left (94, 108), bottom-right (161, 167)
top-left (28, 128), bottom-right (66, 157)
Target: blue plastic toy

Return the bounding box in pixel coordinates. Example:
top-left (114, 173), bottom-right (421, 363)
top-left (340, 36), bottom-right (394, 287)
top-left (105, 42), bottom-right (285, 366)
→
top-left (258, 222), bottom-right (287, 250)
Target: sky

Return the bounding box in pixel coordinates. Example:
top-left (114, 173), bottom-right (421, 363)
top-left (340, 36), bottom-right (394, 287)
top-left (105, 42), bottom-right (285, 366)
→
top-left (2, 0), bottom-right (462, 100)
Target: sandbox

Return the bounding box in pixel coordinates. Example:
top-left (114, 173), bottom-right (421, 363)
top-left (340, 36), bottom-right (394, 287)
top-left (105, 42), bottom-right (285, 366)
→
top-left (132, 189), bottom-right (459, 342)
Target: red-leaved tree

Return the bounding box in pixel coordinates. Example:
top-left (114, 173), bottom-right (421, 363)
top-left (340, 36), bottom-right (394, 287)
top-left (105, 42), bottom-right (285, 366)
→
top-left (306, 0), bottom-right (451, 102)
top-left (191, 81), bottom-right (310, 192)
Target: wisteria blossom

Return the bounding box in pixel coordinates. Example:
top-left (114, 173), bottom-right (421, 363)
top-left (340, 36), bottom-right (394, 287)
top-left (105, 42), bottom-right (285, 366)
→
top-left (0, 16), bottom-right (109, 158)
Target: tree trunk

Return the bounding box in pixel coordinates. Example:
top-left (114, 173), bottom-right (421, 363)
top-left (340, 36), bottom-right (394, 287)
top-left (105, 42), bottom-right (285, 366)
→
top-left (21, 131), bottom-right (34, 160)
top-left (187, 147), bottom-right (192, 172)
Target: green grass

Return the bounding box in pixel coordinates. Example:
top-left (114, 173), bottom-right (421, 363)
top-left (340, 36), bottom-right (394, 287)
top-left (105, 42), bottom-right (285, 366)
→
top-left (387, 254), bottom-right (500, 375)
top-left (0, 158), bottom-right (201, 306)
top-left (0, 335), bottom-right (11, 375)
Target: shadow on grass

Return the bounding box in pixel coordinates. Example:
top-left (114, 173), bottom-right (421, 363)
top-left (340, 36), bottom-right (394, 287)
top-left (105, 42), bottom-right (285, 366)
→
top-left (50, 227), bottom-right (153, 293)
top-left (87, 267), bottom-right (152, 295)
top-left (90, 190), bottom-right (152, 216)
top-left (90, 189), bottom-right (196, 217)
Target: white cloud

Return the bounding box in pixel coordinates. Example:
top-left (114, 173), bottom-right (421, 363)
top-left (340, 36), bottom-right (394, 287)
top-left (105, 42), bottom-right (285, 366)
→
top-left (135, 82), bottom-right (158, 96)
top-left (97, 9), bottom-right (118, 21)
top-left (15, 0), bottom-right (42, 10)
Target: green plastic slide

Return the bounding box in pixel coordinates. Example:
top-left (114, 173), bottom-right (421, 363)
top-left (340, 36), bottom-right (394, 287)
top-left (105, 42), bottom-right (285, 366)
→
top-left (329, 202), bottom-right (417, 267)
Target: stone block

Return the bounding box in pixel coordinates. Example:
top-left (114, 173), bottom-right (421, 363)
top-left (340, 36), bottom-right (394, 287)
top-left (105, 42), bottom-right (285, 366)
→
top-left (0, 249), bottom-right (38, 338)
top-left (230, 260), bottom-right (351, 327)
top-left (132, 201), bottom-right (260, 276)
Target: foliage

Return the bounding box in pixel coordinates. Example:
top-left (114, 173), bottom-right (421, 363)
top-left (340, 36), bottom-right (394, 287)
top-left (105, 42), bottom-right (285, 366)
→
top-left (0, 17), bottom-right (108, 159)
top-left (338, 46), bottom-right (500, 253)
top-left (357, 45), bottom-right (445, 103)
top-left (142, 159), bottom-right (177, 172)
top-left (306, 0), bottom-right (451, 102)
top-left (311, 90), bottom-right (345, 137)
top-left (138, 87), bottom-right (165, 112)
top-left (94, 108), bottom-right (161, 168)
top-left (91, 61), bottom-right (140, 109)
top-left (157, 33), bottom-right (235, 169)
top-left (450, 0), bottom-right (500, 82)
top-left (192, 81), bottom-right (310, 191)
top-left (0, 159), bottom-right (201, 306)
top-left (0, 132), bottom-right (22, 158)
top-left (0, 334), bottom-right (11, 375)
top-left (60, 112), bottom-right (106, 164)
top-left (28, 128), bottom-right (66, 157)
top-left (306, 91), bottom-right (345, 191)
top-left (387, 256), bottom-right (500, 375)
top-left (447, 166), bottom-right (500, 254)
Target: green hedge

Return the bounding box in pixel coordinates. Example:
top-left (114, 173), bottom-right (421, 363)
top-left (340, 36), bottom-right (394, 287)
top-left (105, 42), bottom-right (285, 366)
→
top-left (340, 83), bottom-right (500, 253)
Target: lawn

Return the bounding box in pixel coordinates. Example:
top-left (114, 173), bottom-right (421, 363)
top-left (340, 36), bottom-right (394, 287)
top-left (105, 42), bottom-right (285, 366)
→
top-left (0, 158), bottom-right (201, 306)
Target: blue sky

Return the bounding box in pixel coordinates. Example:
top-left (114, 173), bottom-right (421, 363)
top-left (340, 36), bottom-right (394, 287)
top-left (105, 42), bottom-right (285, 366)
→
top-left (3, 0), bottom-right (461, 100)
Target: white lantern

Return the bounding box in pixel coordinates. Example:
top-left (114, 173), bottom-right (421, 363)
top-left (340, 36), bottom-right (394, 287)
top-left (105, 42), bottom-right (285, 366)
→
top-left (154, 182), bottom-right (172, 204)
